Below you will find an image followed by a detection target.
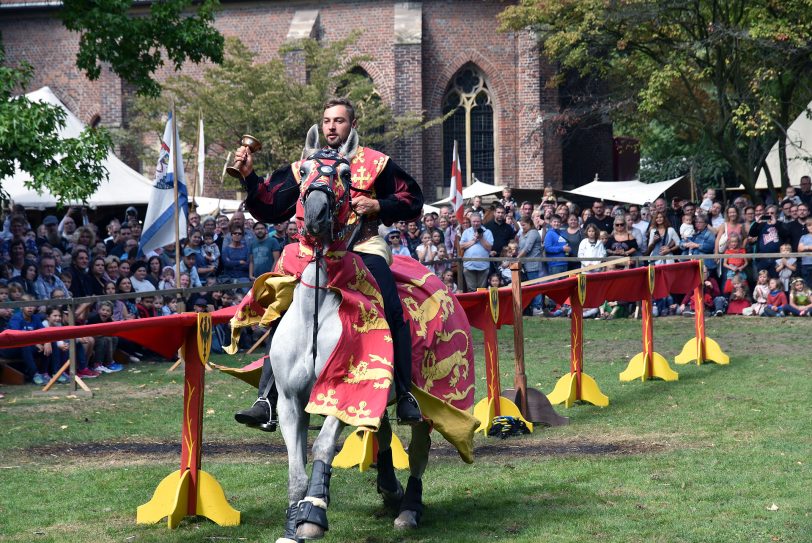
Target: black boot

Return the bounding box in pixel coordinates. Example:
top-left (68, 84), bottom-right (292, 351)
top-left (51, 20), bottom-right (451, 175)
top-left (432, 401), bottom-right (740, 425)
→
top-left (396, 391), bottom-right (422, 425)
top-left (234, 397), bottom-right (277, 432)
top-left (376, 447), bottom-right (404, 509)
top-left (282, 502), bottom-right (303, 543)
top-left (295, 460), bottom-right (331, 532)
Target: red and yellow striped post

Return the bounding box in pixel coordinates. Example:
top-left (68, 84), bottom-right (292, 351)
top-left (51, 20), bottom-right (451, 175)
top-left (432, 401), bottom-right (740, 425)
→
top-left (675, 261), bottom-right (730, 366)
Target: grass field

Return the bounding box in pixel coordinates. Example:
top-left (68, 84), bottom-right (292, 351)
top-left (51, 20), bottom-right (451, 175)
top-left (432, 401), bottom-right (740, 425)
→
top-left (0, 316), bottom-right (810, 543)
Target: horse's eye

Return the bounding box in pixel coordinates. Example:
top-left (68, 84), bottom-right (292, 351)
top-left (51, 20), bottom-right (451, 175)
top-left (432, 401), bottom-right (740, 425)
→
top-left (299, 167), bottom-right (307, 177)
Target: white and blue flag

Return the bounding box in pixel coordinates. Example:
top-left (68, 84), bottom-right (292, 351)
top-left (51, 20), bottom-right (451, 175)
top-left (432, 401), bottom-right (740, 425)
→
top-left (139, 111), bottom-right (188, 255)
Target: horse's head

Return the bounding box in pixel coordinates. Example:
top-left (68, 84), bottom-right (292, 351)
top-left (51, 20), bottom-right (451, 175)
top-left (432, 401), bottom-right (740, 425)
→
top-left (297, 124), bottom-right (358, 248)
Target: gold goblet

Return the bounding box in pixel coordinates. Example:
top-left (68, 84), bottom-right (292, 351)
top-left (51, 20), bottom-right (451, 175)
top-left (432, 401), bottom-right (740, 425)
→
top-left (226, 134), bottom-right (263, 179)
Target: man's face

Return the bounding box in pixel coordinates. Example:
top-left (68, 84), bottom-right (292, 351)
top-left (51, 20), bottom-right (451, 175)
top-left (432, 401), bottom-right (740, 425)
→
top-left (521, 203), bottom-right (533, 217)
top-left (439, 207), bottom-right (450, 219)
top-left (203, 220), bottom-right (216, 235)
top-left (62, 218), bottom-right (76, 234)
top-left (470, 215), bottom-right (482, 229)
top-left (473, 196), bottom-right (482, 208)
top-left (711, 202), bottom-right (722, 216)
top-left (40, 258), bottom-right (56, 278)
top-left (407, 221), bottom-right (418, 234)
top-left (254, 223), bottom-right (267, 239)
top-left (217, 217), bottom-right (230, 231)
top-left (322, 105), bottom-right (355, 148)
top-left (189, 213), bottom-right (200, 226)
top-left (592, 203), bottom-right (605, 217)
top-left (798, 205), bottom-right (809, 219)
top-left (694, 218), bottom-right (707, 231)
top-left (185, 254), bottom-right (196, 267)
top-left (494, 208), bottom-right (505, 222)
top-left (119, 228), bottom-right (131, 241)
top-left (744, 208), bottom-right (755, 221)
top-left (629, 206), bottom-right (639, 221)
top-left (683, 204), bottom-right (695, 217)
top-left (800, 177), bottom-right (811, 193)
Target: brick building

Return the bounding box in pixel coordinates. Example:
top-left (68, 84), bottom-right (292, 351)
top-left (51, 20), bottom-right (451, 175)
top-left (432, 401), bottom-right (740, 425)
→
top-left (0, 0), bottom-right (613, 200)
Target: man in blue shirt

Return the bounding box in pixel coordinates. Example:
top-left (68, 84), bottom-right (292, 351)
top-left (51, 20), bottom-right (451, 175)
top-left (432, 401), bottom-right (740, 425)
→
top-left (679, 214), bottom-right (717, 275)
top-left (459, 212), bottom-right (494, 291)
top-left (33, 256), bottom-right (68, 300)
top-left (249, 222), bottom-right (281, 280)
top-left (543, 215), bottom-right (571, 276)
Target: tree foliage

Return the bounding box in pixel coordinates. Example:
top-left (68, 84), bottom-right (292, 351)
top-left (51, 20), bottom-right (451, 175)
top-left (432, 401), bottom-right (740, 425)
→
top-left (128, 35), bottom-right (423, 187)
top-left (0, 47), bottom-right (111, 204)
top-left (500, 0), bottom-right (812, 199)
top-left (61, 0), bottom-right (224, 98)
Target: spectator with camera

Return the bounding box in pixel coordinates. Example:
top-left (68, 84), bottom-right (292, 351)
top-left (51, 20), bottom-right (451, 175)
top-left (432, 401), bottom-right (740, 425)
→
top-left (680, 214), bottom-right (718, 277)
top-left (748, 205), bottom-right (789, 277)
top-left (459, 212), bottom-right (493, 291)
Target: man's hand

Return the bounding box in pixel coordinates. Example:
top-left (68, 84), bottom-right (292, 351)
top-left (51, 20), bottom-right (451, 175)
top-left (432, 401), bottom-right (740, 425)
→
top-left (234, 145), bottom-right (254, 178)
top-left (351, 196), bottom-right (380, 216)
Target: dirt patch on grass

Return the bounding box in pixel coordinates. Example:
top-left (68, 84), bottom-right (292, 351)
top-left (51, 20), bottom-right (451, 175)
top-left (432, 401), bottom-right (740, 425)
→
top-left (18, 435), bottom-right (666, 468)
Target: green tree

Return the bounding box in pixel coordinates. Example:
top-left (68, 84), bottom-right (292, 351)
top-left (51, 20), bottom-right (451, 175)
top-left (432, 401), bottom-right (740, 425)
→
top-left (0, 47), bottom-right (111, 203)
top-left (128, 35), bottom-right (423, 188)
top-left (500, 0), bottom-right (812, 200)
top-left (0, 0), bottom-right (224, 203)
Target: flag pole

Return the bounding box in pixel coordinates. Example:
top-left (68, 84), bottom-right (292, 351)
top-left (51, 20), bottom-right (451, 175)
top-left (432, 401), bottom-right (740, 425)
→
top-left (171, 104), bottom-right (181, 280)
top-left (191, 111), bottom-right (201, 205)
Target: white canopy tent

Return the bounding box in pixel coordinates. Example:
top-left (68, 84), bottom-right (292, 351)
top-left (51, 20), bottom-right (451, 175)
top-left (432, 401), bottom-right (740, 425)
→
top-left (563, 176), bottom-right (685, 206)
top-left (1, 87), bottom-right (154, 209)
top-left (430, 180), bottom-right (503, 206)
top-left (754, 103), bottom-right (812, 189)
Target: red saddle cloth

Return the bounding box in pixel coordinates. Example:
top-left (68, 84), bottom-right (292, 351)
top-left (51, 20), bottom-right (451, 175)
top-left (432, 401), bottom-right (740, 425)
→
top-left (227, 245), bottom-right (474, 430)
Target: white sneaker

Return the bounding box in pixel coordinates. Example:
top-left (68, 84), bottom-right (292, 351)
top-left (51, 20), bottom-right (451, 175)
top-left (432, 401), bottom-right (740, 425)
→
top-left (531, 308), bottom-right (545, 316)
top-left (96, 365), bottom-right (114, 374)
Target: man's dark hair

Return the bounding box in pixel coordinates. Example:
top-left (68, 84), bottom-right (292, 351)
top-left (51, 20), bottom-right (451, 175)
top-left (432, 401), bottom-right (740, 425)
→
top-left (323, 97), bottom-right (356, 123)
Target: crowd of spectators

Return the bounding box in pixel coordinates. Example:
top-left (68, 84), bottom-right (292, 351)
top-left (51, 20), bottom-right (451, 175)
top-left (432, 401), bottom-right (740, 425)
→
top-left (384, 178), bottom-right (812, 319)
top-left (0, 203), bottom-right (300, 388)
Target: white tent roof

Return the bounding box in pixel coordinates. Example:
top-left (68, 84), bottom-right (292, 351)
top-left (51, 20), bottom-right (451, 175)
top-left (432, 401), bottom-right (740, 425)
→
top-left (430, 180), bottom-right (502, 206)
top-left (1, 87), bottom-right (155, 209)
top-left (563, 176), bottom-right (685, 206)
top-left (755, 104), bottom-right (812, 189)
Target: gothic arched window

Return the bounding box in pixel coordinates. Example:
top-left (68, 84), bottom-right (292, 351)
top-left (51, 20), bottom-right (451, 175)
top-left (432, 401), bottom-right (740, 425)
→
top-left (442, 65), bottom-right (494, 184)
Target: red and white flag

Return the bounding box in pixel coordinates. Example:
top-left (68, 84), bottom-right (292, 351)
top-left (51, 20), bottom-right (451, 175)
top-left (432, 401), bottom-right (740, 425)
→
top-left (450, 140), bottom-right (464, 223)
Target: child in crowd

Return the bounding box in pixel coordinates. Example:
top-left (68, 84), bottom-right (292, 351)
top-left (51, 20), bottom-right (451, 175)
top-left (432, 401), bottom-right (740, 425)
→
top-left (721, 233), bottom-right (748, 292)
top-left (441, 269), bottom-right (458, 294)
top-left (679, 213), bottom-right (695, 241)
top-left (775, 243), bottom-right (796, 292)
top-left (42, 307), bottom-right (92, 382)
top-left (434, 245), bottom-right (452, 277)
top-left (136, 296), bottom-right (157, 318)
top-left (60, 272), bottom-right (72, 294)
top-left (784, 277), bottom-right (812, 316)
top-left (86, 301), bottom-right (123, 372)
top-left (158, 266), bottom-right (176, 290)
top-left (162, 297), bottom-right (179, 316)
top-left (8, 282), bottom-right (23, 302)
top-left (499, 245), bottom-right (514, 285)
top-left (487, 272), bottom-right (502, 289)
top-left (762, 277), bottom-right (788, 317)
top-left (386, 229), bottom-right (411, 257)
top-left (0, 283), bottom-right (11, 330)
top-left (743, 270), bottom-right (770, 316)
top-left (201, 231), bottom-right (221, 271)
top-left (726, 285), bottom-right (750, 315)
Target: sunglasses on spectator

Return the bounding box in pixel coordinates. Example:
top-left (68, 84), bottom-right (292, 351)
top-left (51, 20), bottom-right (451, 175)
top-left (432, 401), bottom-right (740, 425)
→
top-left (232, 231), bottom-right (244, 235)
top-left (614, 223), bottom-right (625, 226)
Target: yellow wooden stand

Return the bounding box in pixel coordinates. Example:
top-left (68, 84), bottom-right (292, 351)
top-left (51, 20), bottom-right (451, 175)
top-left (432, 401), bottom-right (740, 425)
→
top-left (675, 336), bottom-right (729, 366)
top-left (137, 314), bottom-right (240, 528)
top-left (547, 371), bottom-right (608, 408)
top-left (137, 469), bottom-right (239, 528)
top-left (674, 286), bottom-right (729, 366)
top-left (620, 280), bottom-right (679, 382)
top-left (473, 395), bottom-right (533, 434)
top-left (333, 428), bottom-right (409, 472)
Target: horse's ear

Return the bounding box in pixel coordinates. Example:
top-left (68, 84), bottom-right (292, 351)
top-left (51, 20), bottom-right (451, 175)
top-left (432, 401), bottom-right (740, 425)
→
top-left (339, 128), bottom-right (359, 160)
top-left (301, 124), bottom-right (320, 160)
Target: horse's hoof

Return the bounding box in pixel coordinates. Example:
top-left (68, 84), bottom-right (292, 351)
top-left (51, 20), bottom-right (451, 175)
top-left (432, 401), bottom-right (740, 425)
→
top-left (296, 522), bottom-right (326, 540)
top-left (394, 509), bottom-right (419, 530)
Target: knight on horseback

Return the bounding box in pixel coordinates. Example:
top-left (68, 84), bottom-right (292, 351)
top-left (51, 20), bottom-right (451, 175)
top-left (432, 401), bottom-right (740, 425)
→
top-left (234, 97), bottom-right (423, 429)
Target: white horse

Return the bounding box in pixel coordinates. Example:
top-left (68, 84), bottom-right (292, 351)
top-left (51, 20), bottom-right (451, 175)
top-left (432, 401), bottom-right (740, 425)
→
top-left (272, 129), bottom-right (430, 543)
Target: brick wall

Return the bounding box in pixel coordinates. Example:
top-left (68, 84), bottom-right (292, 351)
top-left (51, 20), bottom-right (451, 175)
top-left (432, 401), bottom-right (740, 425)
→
top-left (0, 0), bottom-right (610, 202)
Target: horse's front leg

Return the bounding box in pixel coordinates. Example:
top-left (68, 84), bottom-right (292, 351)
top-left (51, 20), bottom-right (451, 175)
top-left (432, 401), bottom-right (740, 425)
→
top-left (395, 420), bottom-right (431, 530)
top-left (295, 415), bottom-right (346, 540)
top-left (276, 393), bottom-right (310, 543)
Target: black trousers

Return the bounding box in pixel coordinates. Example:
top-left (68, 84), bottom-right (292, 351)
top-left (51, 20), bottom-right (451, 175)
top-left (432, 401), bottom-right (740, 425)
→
top-left (257, 252), bottom-right (412, 400)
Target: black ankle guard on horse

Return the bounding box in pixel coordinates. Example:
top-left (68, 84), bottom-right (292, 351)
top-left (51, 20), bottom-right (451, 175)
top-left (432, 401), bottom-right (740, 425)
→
top-left (283, 502), bottom-right (301, 541)
top-left (295, 460), bottom-right (332, 530)
top-left (399, 476), bottom-right (424, 520)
